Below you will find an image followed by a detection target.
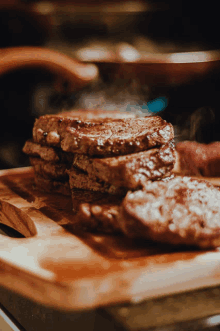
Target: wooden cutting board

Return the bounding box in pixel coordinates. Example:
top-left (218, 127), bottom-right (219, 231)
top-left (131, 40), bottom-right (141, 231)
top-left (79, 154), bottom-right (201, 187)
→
top-left (1, 167), bottom-right (220, 311)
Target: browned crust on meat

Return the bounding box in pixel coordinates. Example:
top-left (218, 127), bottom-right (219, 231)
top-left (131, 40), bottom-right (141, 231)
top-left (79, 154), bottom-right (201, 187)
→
top-left (73, 141), bottom-right (175, 189)
top-left (32, 109), bottom-right (136, 148)
top-left (23, 140), bottom-right (74, 163)
top-left (33, 113), bottom-right (174, 156)
top-left (68, 166), bottom-right (126, 195)
top-left (61, 117), bottom-right (174, 156)
top-left (29, 157), bottom-right (69, 180)
top-left (119, 176), bottom-right (220, 248)
top-left (23, 140), bottom-right (60, 162)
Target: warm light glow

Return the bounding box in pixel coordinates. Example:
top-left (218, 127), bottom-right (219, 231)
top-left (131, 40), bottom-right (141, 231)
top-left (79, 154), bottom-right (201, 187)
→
top-left (33, 2), bottom-right (55, 15)
top-left (205, 315), bottom-right (220, 327)
top-left (102, 1), bottom-right (149, 13)
top-left (169, 51), bottom-right (211, 63)
top-left (74, 64), bottom-right (99, 80)
top-left (76, 47), bottom-right (113, 62)
top-left (117, 43), bottom-right (141, 62)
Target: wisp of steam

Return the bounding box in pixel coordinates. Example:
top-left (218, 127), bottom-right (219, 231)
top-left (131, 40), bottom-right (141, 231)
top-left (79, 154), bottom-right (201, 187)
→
top-left (73, 78), bottom-right (168, 117)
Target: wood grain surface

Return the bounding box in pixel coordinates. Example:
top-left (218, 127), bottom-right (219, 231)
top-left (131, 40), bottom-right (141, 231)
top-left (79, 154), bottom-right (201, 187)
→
top-left (1, 167), bottom-right (220, 311)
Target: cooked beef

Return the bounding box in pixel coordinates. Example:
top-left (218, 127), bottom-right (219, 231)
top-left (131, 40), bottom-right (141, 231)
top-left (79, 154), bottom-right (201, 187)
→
top-left (32, 109), bottom-right (136, 148)
top-left (70, 176), bottom-right (176, 234)
top-left (73, 141), bottom-right (175, 189)
top-left (33, 114), bottom-right (174, 156)
top-left (71, 189), bottom-right (122, 233)
top-left (61, 116), bottom-right (174, 156)
top-left (68, 166), bottom-right (126, 195)
top-left (29, 157), bottom-right (69, 180)
top-left (33, 174), bottom-right (71, 196)
top-left (23, 140), bottom-right (74, 163)
top-left (176, 141), bottom-right (220, 177)
top-left (119, 176), bottom-right (220, 248)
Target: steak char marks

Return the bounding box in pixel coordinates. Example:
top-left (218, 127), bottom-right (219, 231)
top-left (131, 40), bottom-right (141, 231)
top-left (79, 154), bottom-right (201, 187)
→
top-left (33, 114), bottom-right (174, 156)
top-left (32, 109), bottom-right (136, 151)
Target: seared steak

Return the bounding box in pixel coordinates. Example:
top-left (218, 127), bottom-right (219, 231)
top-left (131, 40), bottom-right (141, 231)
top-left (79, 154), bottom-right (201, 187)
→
top-left (32, 109), bottom-right (136, 149)
top-left (33, 114), bottom-right (174, 156)
top-left (29, 157), bottom-right (69, 180)
top-left (61, 116), bottom-right (174, 156)
top-left (68, 166), bottom-right (126, 195)
top-left (119, 176), bottom-right (220, 248)
top-left (73, 142), bottom-right (175, 189)
top-left (23, 140), bottom-right (73, 163)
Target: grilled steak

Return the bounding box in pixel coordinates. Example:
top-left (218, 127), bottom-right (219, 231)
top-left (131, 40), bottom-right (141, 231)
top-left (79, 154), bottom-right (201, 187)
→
top-left (61, 116), bottom-right (174, 156)
top-left (73, 141), bottom-right (175, 189)
top-left (32, 109), bottom-right (136, 148)
top-left (23, 140), bottom-right (74, 163)
top-left (119, 176), bottom-right (220, 248)
top-left (68, 166), bottom-right (126, 195)
top-left (33, 114), bottom-right (174, 156)
top-left (29, 157), bottom-right (69, 180)
top-left (176, 141), bottom-right (220, 177)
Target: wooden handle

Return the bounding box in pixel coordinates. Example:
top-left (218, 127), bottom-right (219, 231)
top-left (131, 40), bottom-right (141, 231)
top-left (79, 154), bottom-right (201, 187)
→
top-left (0, 47), bottom-right (98, 92)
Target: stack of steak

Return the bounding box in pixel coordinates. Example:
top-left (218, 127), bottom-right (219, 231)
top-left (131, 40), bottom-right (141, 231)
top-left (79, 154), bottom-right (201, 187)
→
top-left (23, 110), bottom-right (220, 248)
top-left (23, 109), bottom-right (175, 233)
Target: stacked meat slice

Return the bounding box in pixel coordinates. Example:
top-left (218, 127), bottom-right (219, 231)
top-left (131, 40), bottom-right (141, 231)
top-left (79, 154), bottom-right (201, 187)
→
top-left (23, 109), bottom-right (175, 233)
top-left (23, 110), bottom-right (136, 196)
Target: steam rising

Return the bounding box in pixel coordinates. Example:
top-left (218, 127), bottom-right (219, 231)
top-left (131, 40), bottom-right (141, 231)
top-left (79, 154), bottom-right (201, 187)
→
top-left (73, 78), bottom-right (152, 117)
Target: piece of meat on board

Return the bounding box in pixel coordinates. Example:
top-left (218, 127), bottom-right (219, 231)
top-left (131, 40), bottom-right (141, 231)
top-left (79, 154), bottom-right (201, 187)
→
top-left (23, 140), bottom-right (73, 163)
top-left (68, 166), bottom-right (126, 195)
top-left (32, 109), bottom-right (136, 149)
top-left (73, 141), bottom-right (176, 189)
top-left (29, 157), bottom-right (69, 180)
top-left (33, 114), bottom-right (174, 156)
top-left (119, 176), bottom-right (220, 248)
